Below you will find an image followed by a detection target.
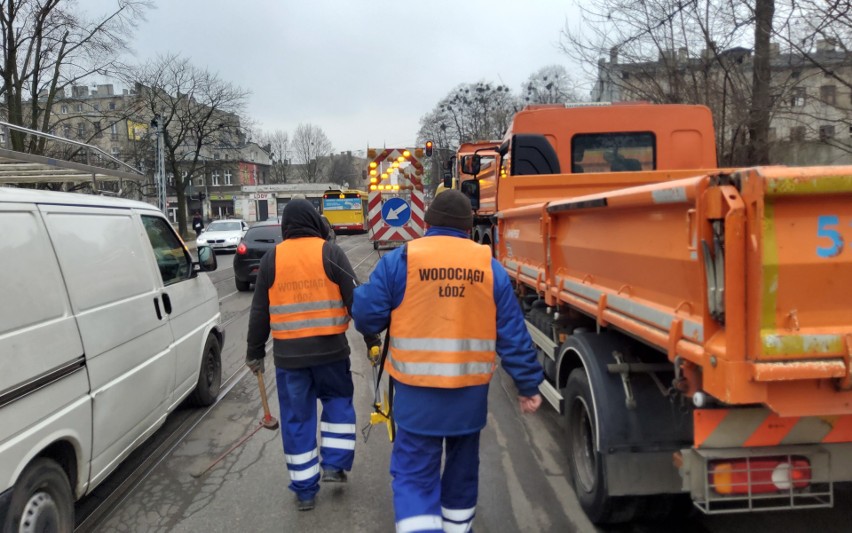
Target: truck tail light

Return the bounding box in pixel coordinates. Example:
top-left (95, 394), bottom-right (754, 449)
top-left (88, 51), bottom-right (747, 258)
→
top-left (709, 457), bottom-right (811, 495)
top-left (236, 242), bottom-right (247, 255)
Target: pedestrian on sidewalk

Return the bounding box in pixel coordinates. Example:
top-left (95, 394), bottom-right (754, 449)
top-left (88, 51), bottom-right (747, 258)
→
top-left (245, 199), bottom-right (379, 511)
top-left (352, 190), bottom-right (544, 532)
top-left (192, 211), bottom-right (204, 238)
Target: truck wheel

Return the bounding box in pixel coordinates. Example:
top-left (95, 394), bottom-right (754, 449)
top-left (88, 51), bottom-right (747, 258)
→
top-left (564, 368), bottom-right (639, 524)
top-left (235, 278), bottom-right (251, 292)
top-left (4, 458), bottom-right (74, 533)
top-left (373, 241), bottom-right (379, 250)
top-left (190, 334), bottom-right (222, 407)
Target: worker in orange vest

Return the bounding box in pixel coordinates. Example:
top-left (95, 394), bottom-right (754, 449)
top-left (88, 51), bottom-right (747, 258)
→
top-left (352, 190), bottom-right (543, 532)
top-left (246, 199), bottom-right (379, 511)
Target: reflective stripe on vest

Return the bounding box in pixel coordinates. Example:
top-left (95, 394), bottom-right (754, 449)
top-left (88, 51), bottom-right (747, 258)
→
top-left (268, 237), bottom-right (349, 339)
top-left (387, 236), bottom-right (497, 388)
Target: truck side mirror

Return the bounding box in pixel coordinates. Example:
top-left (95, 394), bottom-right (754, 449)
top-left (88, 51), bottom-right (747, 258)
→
top-left (442, 171), bottom-right (453, 188)
top-left (460, 179), bottom-right (480, 211)
top-left (460, 154), bottom-right (481, 176)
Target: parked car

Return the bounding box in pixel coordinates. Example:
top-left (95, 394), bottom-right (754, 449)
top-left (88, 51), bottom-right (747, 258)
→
top-left (196, 219), bottom-right (248, 252)
top-left (233, 216), bottom-right (336, 291)
top-left (0, 188), bottom-right (223, 530)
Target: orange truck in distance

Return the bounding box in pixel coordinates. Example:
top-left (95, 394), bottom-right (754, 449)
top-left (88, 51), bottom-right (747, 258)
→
top-left (456, 103), bottom-right (852, 523)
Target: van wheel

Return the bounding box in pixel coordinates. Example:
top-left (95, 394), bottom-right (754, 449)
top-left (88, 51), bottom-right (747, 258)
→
top-left (235, 278), bottom-right (251, 292)
top-left (4, 458), bottom-right (74, 533)
top-left (191, 335), bottom-right (222, 407)
top-left (372, 241), bottom-right (379, 250)
top-left (564, 368), bottom-right (640, 524)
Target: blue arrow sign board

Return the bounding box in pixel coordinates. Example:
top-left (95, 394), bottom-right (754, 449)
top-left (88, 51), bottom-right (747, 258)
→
top-left (381, 197), bottom-right (411, 227)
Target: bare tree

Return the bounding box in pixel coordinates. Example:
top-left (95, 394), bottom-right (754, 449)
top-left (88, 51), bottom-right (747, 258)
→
top-left (326, 151), bottom-right (360, 187)
top-left (559, 0), bottom-right (852, 166)
top-left (257, 129), bottom-right (290, 183)
top-left (292, 123), bottom-right (332, 183)
top-left (522, 65), bottom-right (584, 104)
top-left (417, 80), bottom-right (518, 193)
top-left (0, 0), bottom-right (151, 152)
top-left (126, 54), bottom-right (249, 236)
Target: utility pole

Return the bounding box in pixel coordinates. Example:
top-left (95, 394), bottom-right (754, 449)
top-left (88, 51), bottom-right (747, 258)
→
top-left (151, 114), bottom-right (167, 215)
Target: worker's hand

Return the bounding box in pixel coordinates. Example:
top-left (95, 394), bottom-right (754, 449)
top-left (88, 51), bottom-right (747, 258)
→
top-left (367, 345), bottom-right (381, 366)
top-left (518, 394), bottom-right (542, 414)
top-left (246, 357), bottom-right (265, 375)
top-left (365, 335), bottom-right (382, 365)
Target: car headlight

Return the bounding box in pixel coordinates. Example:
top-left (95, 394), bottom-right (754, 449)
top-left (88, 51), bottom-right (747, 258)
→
top-left (197, 238), bottom-right (206, 243)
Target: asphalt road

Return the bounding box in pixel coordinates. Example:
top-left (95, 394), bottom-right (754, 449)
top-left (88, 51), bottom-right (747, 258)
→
top-left (94, 233), bottom-right (851, 533)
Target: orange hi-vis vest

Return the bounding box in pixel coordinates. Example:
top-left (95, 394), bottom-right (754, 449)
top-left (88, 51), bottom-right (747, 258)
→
top-left (268, 237), bottom-right (349, 340)
top-left (388, 236), bottom-right (497, 388)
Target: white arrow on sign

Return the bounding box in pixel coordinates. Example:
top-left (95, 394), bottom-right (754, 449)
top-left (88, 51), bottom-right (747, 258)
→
top-left (386, 203), bottom-right (409, 220)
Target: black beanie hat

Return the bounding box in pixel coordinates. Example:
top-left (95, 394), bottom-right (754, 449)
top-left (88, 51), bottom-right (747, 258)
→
top-left (425, 189), bottom-right (473, 231)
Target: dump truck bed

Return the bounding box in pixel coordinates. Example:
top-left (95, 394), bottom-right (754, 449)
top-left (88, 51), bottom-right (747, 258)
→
top-left (498, 166), bottom-right (852, 417)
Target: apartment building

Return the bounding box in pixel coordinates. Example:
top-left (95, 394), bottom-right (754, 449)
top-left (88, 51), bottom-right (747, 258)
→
top-left (593, 40), bottom-right (852, 166)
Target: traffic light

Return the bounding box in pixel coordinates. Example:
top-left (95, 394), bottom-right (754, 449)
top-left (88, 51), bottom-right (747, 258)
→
top-left (425, 140), bottom-right (433, 157)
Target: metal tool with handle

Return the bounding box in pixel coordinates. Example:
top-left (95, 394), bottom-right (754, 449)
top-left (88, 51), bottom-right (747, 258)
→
top-left (256, 370), bottom-right (279, 430)
top-left (362, 343), bottom-right (395, 443)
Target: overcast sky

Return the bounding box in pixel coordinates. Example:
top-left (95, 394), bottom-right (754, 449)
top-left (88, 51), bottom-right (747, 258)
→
top-left (83, 0), bottom-right (583, 154)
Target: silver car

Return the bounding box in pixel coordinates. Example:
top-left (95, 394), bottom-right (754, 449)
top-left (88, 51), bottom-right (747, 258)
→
top-left (196, 219), bottom-right (248, 251)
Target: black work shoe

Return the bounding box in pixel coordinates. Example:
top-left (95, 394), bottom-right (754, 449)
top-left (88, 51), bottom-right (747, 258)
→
top-left (321, 469), bottom-right (347, 483)
top-left (297, 497), bottom-right (315, 511)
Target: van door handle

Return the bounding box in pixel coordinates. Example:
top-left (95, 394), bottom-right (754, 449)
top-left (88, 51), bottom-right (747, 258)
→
top-left (153, 298), bottom-right (162, 320)
top-left (162, 292), bottom-right (172, 315)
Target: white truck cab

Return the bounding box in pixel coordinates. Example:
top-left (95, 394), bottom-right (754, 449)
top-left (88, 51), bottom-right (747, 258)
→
top-left (0, 188), bottom-right (223, 532)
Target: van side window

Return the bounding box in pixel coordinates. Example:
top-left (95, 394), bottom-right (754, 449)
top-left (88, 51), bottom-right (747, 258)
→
top-left (141, 215), bottom-right (191, 286)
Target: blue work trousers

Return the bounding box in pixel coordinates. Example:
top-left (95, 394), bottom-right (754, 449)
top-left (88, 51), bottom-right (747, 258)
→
top-left (391, 426), bottom-right (480, 533)
top-left (275, 359), bottom-right (356, 500)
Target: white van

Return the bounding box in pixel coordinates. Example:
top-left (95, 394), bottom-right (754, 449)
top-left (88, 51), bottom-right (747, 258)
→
top-left (0, 189), bottom-right (223, 532)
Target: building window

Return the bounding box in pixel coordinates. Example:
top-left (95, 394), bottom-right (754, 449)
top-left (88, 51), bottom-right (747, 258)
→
top-left (791, 87), bottom-right (806, 107)
top-left (224, 169), bottom-right (233, 185)
top-left (109, 101), bottom-right (116, 110)
top-left (75, 103), bottom-right (83, 112)
top-left (94, 121), bottom-right (102, 137)
top-left (213, 152), bottom-right (220, 160)
top-left (167, 173), bottom-right (174, 187)
top-left (63, 125), bottom-right (71, 138)
top-left (211, 170), bottom-right (220, 186)
top-left (790, 126), bottom-right (806, 141)
top-left (195, 176), bottom-right (205, 187)
top-left (77, 123), bottom-right (85, 138)
top-left (111, 147), bottom-right (120, 157)
top-left (60, 105), bottom-right (68, 114)
top-left (820, 85), bottom-right (836, 105)
top-left (93, 103), bottom-right (100, 112)
top-left (819, 125), bottom-right (836, 141)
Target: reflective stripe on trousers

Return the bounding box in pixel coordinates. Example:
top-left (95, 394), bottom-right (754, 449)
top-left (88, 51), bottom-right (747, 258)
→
top-left (396, 514), bottom-right (443, 533)
top-left (441, 506), bottom-right (475, 532)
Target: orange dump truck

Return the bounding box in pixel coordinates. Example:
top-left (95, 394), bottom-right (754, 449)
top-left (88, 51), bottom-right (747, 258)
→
top-left (459, 103), bottom-right (852, 523)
